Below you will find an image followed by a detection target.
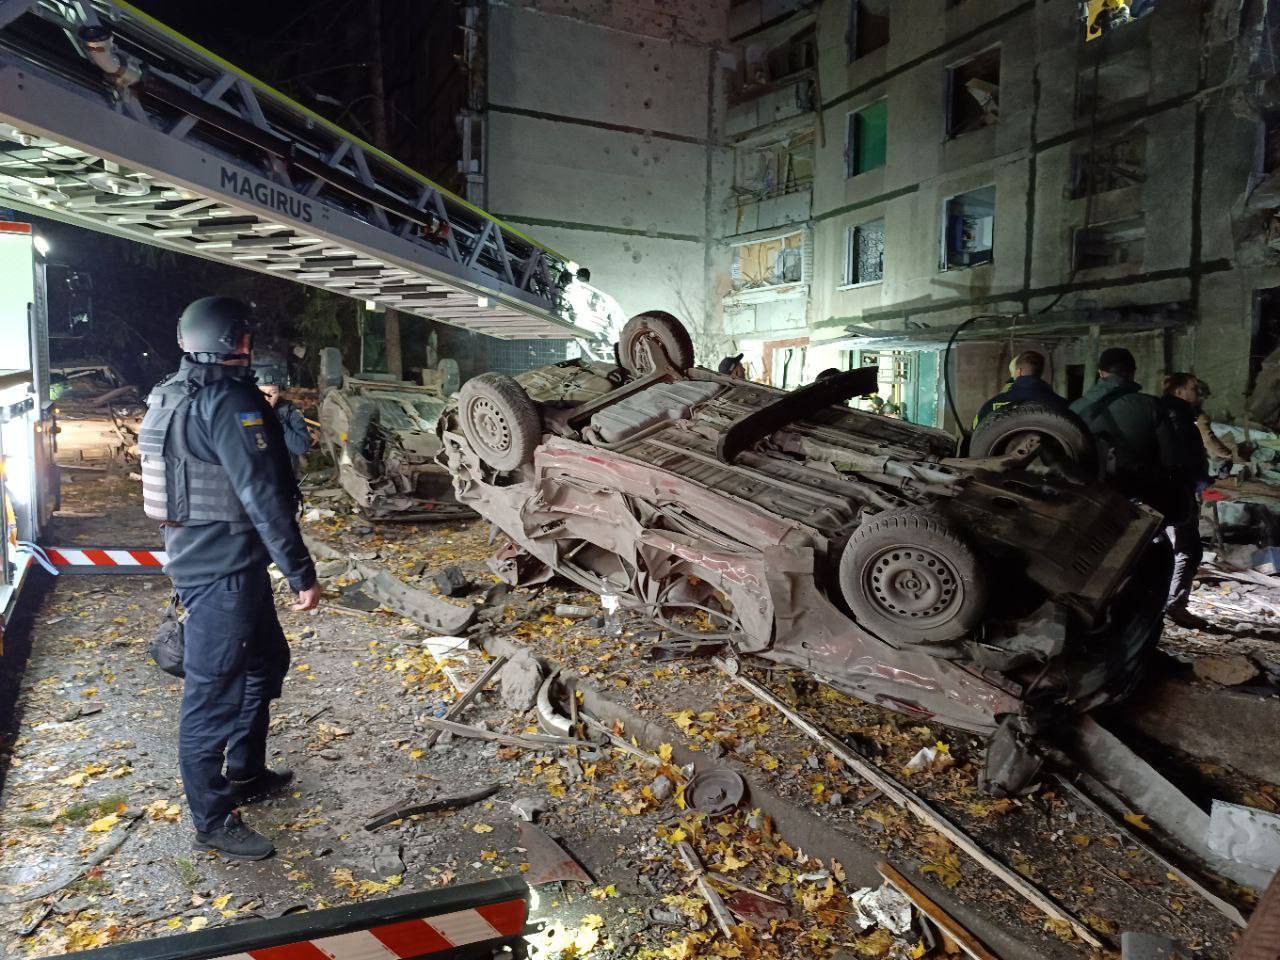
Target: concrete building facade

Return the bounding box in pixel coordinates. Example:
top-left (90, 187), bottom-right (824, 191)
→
top-left (719, 0), bottom-right (1280, 428)
top-left (471, 0), bottom-right (1276, 430)
top-left (480, 0), bottom-right (732, 350)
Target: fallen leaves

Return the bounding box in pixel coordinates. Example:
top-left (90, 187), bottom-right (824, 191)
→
top-left (84, 812), bottom-right (120, 833)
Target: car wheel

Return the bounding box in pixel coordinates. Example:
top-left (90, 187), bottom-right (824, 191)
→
top-left (618, 311), bottom-right (695, 375)
top-left (457, 373), bottom-right (542, 471)
top-left (969, 402), bottom-right (1096, 477)
top-left (839, 509), bottom-right (987, 645)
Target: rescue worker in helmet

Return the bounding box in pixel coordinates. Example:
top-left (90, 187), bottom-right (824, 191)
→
top-left (252, 358), bottom-right (311, 461)
top-left (139, 297), bottom-right (320, 860)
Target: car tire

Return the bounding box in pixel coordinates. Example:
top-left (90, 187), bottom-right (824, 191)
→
top-left (839, 509), bottom-right (987, 645)
top-left (618, 311), bottom-right (695, 375)
top-left (969, 402), bottom-right (1096, 477)
top-left (457, 373), bottom-right (542, 471)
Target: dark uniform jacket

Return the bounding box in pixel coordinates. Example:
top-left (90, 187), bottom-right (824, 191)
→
top-left (275, 400), bottom-right (312, 457)
top-left (973, 375), bottom-right (1068, 427)
top-left (1157, 395), bottom-right (1209, 489)
top-left (160, 360), bottom-right (316, 592)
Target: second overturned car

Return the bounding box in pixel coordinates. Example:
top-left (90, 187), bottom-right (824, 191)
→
top-left (438, 313), bottom-right (1169, 792)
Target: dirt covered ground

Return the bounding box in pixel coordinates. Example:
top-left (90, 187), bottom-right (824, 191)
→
top-left (0, 465), bottom-right (1274, 960)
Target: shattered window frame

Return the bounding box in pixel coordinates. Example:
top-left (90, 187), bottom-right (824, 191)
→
top-left (844, 99), bottom-right (888, 179)
top-left (1072, 216), bottom-right (1146, 270)
top-left (843, 218), bottom-right (886, 287)
top-left (846, 0), bottom-right (890, 63)
top-left (941, 185), bottom-right (996, 270)
top-left (945, 45), bottom-right (1001, 139)
top-left (1068, 127), bottom-right (1147, 199)
top-left (730, 232), bottom-right (805, 293)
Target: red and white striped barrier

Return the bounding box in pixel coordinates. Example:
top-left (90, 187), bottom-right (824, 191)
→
top-left (222, 901), bottom-right (528, 960)
top-left (43, 546), bottom-right (168, 573)
top-left (57, 879), bottom-right (530, 960)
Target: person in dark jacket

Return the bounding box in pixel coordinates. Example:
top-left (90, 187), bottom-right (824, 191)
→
top-left (973, 350), bottom-right (1067, 427)
top-left (1158, 372), bottom-right (1211, 619)
top-left (1069, 347), bottom-right (1161, 497)
top-left (258, 382), bottom-right (311, 459)
top-left (140, 297), bottom-right (320, 861)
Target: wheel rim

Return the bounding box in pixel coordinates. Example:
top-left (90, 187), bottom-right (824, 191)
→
top-left (863, 546), bottom-right (964, 627)
top-left (466, 395), bottom-right (511, 457)
top-left (629, 332), bottom-right (662, 373)
top-left (996, 430), bottom-right (1044, 458)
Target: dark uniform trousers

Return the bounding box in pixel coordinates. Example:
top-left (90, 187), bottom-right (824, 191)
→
top-left (178, 565), bottom-right (289, 832)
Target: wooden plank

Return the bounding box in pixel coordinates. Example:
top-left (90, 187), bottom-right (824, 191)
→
top-left (716, 659), bottom-right (1103, 949)
top-left (423, 654), bottom-right (508, 748)
top-left (878, 861), bottom-right (1001, 960)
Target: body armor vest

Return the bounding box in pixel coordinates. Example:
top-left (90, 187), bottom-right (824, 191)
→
top-left (139, 372), bottom-right (249, 524)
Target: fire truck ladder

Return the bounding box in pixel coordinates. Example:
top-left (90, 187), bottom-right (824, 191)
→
top-left (0, 0), bottom-right (599, 340)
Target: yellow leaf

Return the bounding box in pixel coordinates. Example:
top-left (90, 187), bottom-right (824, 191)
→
top-left (920, 854), bottom-right (962, 889)
top-left (759, 753), bottom-right (780, 771)
top-left (472, 823), bottom-right (494, 834)
top-left (721, 849), bottom-right (748, 871)
top-left (60, 771), bottom-right (90, 788)
top-left (669, 710), bottom-right (696, 732)
top-left (409, 749), bottom-right (424, 760)
top-left (85, 813), bottom-right (120, 833)
top-left (211, 894), bottom-right (231, 910)
top-left (1043, 917), bottom-right (1077, 941)
top-left (187, 917), bottom-right (209, 932)
top-left (714, 822), bottom-right (735, 837)
top-left (166, 918), bottom-right (182, 929)
top-left (667, 827), bottom-right (687, 844)
top-left (658, 743), bottom-right (673, 763)
top-left (1124, 812), bottom-right (1150, 830)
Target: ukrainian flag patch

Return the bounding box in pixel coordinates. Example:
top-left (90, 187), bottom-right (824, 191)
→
top-left (238, 412), bottom-right (264, 427)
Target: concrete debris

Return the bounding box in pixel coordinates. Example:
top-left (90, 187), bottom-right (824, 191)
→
top-left (314, 559), bottom-right (351, 580)
top-left (302, 507), bottom-right (336, 523)
top-left (1192, 654), bottom-right (1260, 686)
top-left (649, 774), bottom-right (673, 802)
top-left (432, 565), bottom-right (470, 597)
top-left (554, 604), bottom-right (595, 619)
top-left (1119, 931), bottom-right (1188, 959)
top-left (1251, 545), bottom-right (1280, 575)
top-left (499, 649), bottom-right (544, 713)
top-left (1207, 800), bottom-right (1280, 875)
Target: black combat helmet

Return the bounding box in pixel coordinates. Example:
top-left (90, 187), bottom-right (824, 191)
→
top-left (177, 296), bottom-right (254, 361)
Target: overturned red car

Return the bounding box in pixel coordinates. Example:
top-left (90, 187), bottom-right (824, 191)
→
top-left (438, 312), bottom-right (1168, 792)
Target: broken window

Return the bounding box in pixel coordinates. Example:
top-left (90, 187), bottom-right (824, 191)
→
top-left (734, 134), bottom-right (814, 205)
top-left (1084, 0), bottom-right (1155, 42)
top-left (739, 24), bottom-right (816, 99)
top-left (1072, 217), bottom-right (1145, 269)
top-left (844, 101), bottom-right (888, 178)
top-left (731, 233), bottom-right (804, 292)
top-left (946, 47), bottom-right (1000, 137)
top-left (1069, 129), bottom-right (1146, 198)
top-left (1075, 45), bottom-right (1151, 116)
top-left (942, 186), bottom-right (995, 269)
top-left (844, 219), bottom-right (885, 286)
top-left (1262, 115), bottom-right (1280, 175)
top-left (846, 0), bottom-right (889, 62)
top-left (1251, 288), bottom-right (1280, 394)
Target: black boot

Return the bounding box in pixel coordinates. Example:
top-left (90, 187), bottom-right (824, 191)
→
top-left (194, 811), bottom-right (275, 860)
top-left (230, 768), bottom-right (294, 805)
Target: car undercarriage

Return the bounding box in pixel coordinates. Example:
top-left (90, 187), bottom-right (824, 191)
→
top-left (438, 313), bottom-right (1169, 793)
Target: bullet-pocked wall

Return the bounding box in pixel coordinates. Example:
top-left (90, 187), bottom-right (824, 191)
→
top-left (483, 0), bottom-right (732, 351)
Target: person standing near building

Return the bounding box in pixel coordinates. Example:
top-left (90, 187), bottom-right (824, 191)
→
top-left (1157, 372), bottom-right (1211, 621)
top-left (257, 378), bottom-right (312, 463)
top-left (1069, 347), bottom-right (1162, 497)
top-left (972, 350), bottom-right (1068, 427)
top-left (140, 297), bottom-right (320, 860)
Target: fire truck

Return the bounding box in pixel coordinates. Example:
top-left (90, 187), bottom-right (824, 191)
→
top-left (0, 0), bottom-right (608, 951)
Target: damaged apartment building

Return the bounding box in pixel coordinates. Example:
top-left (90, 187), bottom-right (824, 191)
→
top-left (719, 0), bottom-right (1280, 428)
top-left (462, 0), bottom-right (1277, 429)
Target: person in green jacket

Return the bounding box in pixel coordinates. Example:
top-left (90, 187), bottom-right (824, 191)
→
top-left (1069, 347), bottom-right (1163, 499)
